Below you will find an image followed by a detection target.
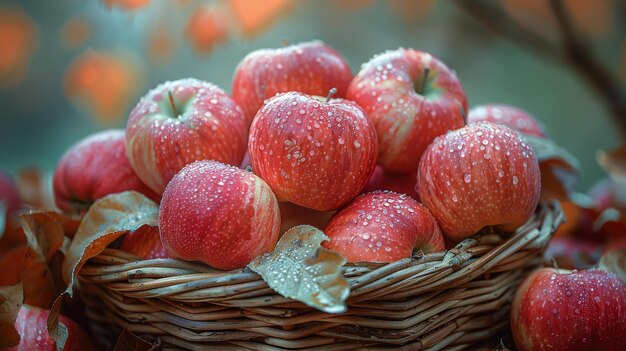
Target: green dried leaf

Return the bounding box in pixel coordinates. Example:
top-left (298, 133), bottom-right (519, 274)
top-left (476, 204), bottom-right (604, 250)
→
top-left (0, 283), bottom-right (23, 348)
top-left (599, 247), bottom-right (626, 283)
top-left (248, 225), bottom-right (349, 314)
top-left (49, 191), bottom-right (159, 350)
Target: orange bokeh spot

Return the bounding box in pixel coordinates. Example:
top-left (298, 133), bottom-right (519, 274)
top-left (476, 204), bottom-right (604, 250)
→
top-left (103, 0), bottom-right (151, 11)
top-left (0, 5), bottom-right (38, 88)
top-left (388, 0), bottom-right (437, 23)
top-left (228, 0), bottom-right (292, 38)
top-left (149, 22), bottom-right (174, 63)
top-left (64, 50), bottom-right (143, 125)
top-left (59, 16), bottom-right (91, 49)
top-left (503, 0), bottom-right (614, 38)
top-left (186, 6), bottom-right (229, 54)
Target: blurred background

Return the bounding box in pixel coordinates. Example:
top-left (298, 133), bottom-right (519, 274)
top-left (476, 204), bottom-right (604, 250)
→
top-left (0, 0), bottom-right (624, 191)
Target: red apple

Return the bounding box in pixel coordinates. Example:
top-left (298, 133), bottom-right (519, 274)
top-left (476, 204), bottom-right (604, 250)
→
top-left (53, 129), bottom-right (160, 214)
top-left (8, 304), bottom-right (94, 351)
top-left (232, 40), bottom-right (353, 123)
top-left (363, 165), bottom-right (420, 200)
top-left (417, 122), bottom-right (541, 241)
top-left (120, 225), bottom-right (169, 260)
top-left (468, 104), bottom-right (546, 137)
top-left (323, 191), bottom-right (444, 263)
top-left (512, 268), bottom-right (626, 351)
top-left (279, 202), bottom-right (334, 234)
top-left (126, 78), bottom-right (247, 194)
top-left (159, 160), bottom-right (280, 270)
top-left (346, 49), bottom-right (467, 173)
top-left (248, 91), bottom-right (378, 211)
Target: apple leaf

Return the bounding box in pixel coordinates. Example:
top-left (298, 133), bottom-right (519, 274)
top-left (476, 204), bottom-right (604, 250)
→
top-left (113, 327), bottom-right (161, 351)
top-left (48, 191), bottom-right (159, 350)
top-left (20, 211), bottom-right (69, 309)
top-left (0, 283), bottom-right (23, 348)
top-left (599, 248), bottom-right (626, 283)
top-left (248, 225), bottom-right (350, 314)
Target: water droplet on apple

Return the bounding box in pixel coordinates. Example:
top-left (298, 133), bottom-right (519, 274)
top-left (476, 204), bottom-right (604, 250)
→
top-left (464, 174), bottom-right (472, 183)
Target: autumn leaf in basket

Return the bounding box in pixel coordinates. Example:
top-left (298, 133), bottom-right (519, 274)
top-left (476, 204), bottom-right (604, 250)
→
top-left (597, 144), bottom-right (626, 213)
top-left (0, 283), bottom-right (23, 348)
top-left (20, 211), bottom-right (80, 309)
top-left (248, 225), bottom-right (350, 314)
top-left (47, 191), bottom-right (158, 350)
top-left (523, 134), bottom-right (580, 201)
top-left (599, 247), bottom-right (626, 283)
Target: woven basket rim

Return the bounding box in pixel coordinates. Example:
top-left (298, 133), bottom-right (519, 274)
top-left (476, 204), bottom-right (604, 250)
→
top-left (77, 200), bottom-right (563, 350)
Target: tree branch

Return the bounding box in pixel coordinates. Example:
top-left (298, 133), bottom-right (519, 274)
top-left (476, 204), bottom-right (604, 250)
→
top-left (455, 0), bottom-right (626, 138)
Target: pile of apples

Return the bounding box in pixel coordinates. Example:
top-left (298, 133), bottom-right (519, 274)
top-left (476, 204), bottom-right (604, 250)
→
top-left (4, 41), bottom-right (625, 350)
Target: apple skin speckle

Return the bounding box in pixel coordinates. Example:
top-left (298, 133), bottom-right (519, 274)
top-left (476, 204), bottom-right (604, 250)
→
top-left (417, 122), bottom-right (541, 241)
top-left (323, 190), bottom-right (444, 263)
top-left (512, 268), bottom-right (626, 351)
top-left (159, 160), bottom-right (280, 270)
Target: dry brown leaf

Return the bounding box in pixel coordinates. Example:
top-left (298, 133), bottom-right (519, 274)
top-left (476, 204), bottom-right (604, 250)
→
top-left (599, 247), bottom-right (626, 283)
top-left (48, 191), bottom-right (158, 349)
top-left (0, 283), bottom-right (23, 348)
top-left (20, 211), bottom-right (69, 308)
top-left (597, 145), bottom-right (626, 209)
top-left (248, 225), bottom-right (349, 314)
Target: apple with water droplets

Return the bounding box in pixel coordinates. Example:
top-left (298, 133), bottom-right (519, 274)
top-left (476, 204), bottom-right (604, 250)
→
top-left (511, 268), bottom-right (626, 351)
top-left (53, 129), bottom-right (160, 215)
top-left (232, 40), bottom-right (353, 123)
top-left (159, 160), bottom-right (280, 270)
top-left (347, 48), bottom-right (467, 173)
top-left (324, 191), bottom-right (444, 262)
top-left (126, 78), bottom-right (248, 194)
top-left (248, 91), bottom-right (378, 211)
top-left (9, 304), bottom-right (94, 351)
top-left (417, 122), bottom-right (541, 241)
top-left (121, 225), bottom-right (169, 260)
top-left (469, 104), bottom-right (546, 137)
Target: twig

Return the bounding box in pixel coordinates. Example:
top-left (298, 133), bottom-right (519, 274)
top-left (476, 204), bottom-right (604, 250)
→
top-left (455, 0), bottom-right (626, 138)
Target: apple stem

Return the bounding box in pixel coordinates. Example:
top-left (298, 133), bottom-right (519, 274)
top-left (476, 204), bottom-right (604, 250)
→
top-left (417, 67), bottom-right (430, 95)
top-left (326, 88), bottom-right (337, 103)
top-left (551, 257), bottom-right (560, 270)
top-left (168, 90), bottom-right (178, 117)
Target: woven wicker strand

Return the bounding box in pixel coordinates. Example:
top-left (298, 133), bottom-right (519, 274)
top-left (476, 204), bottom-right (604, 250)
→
top-left (78, 201), bottom-right (563, 350)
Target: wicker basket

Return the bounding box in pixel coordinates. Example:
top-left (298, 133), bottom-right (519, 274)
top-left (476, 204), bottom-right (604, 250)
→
top-left (77, 201), bottom-right (563, 350)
